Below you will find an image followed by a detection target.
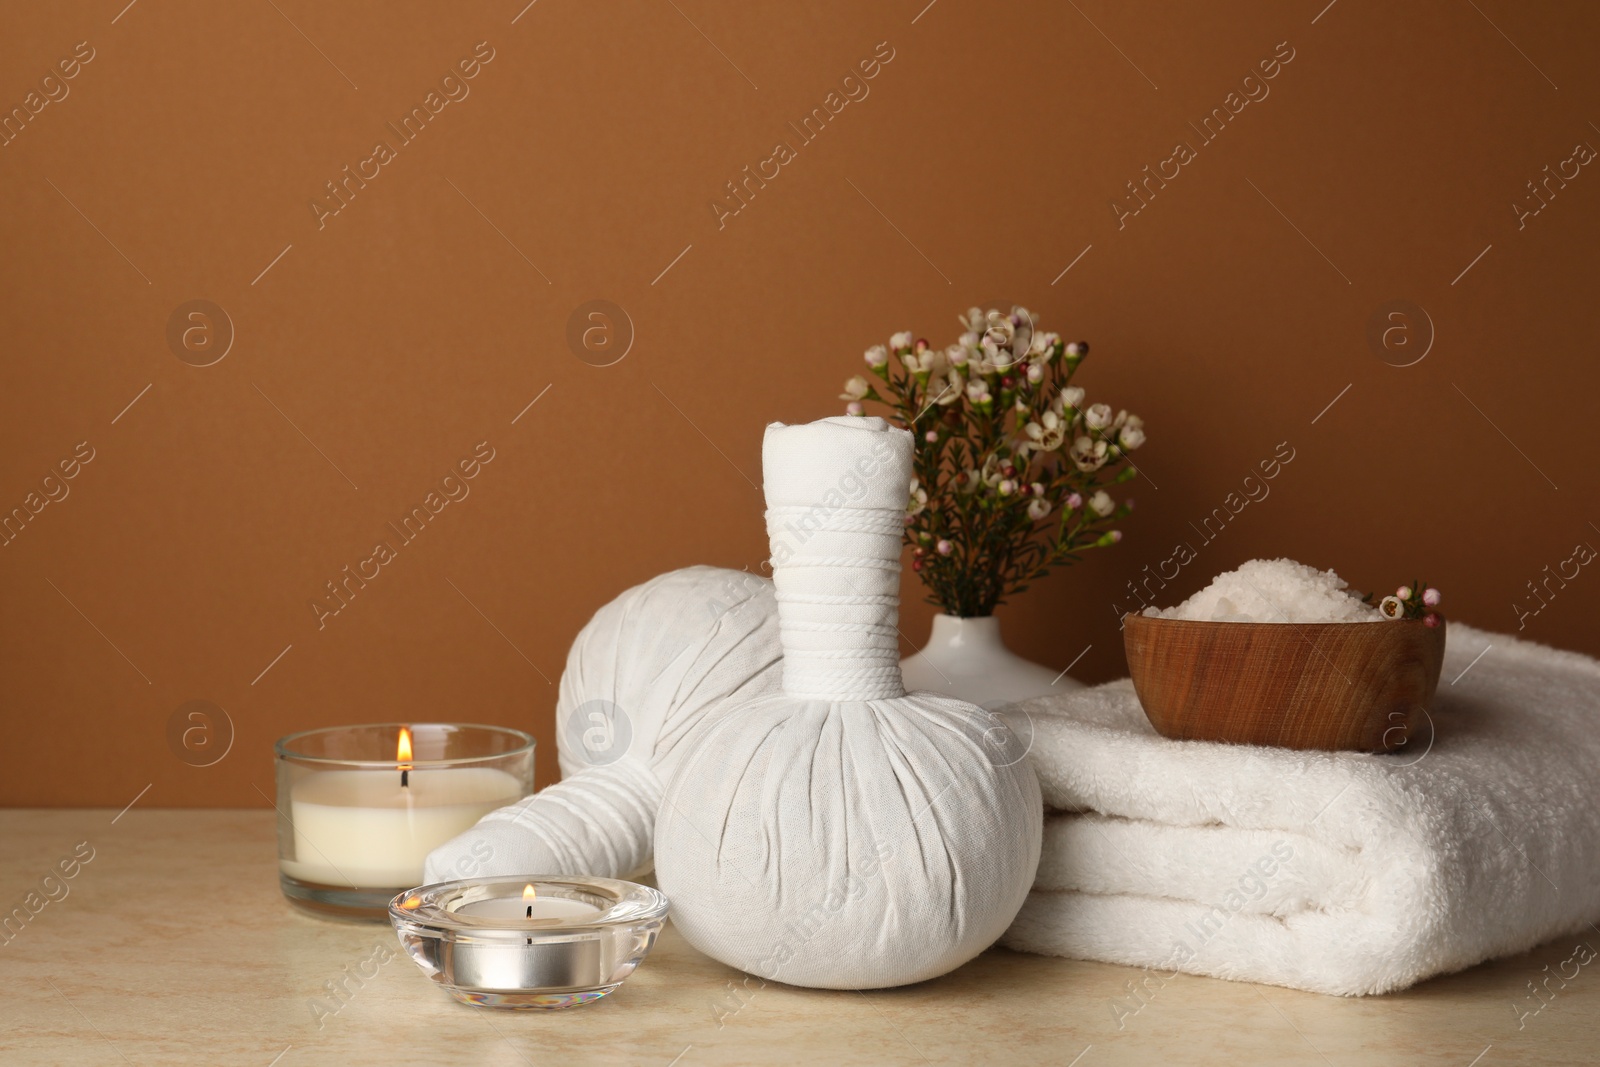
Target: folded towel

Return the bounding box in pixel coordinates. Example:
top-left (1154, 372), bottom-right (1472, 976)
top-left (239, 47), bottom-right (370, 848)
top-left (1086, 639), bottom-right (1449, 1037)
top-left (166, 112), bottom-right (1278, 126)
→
top-left (999, 623), bottom-right (1600, 996)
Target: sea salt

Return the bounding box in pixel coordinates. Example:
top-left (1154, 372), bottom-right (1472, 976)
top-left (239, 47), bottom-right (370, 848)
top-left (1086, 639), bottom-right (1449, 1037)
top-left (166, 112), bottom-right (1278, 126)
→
top-left (1143, 558), bottom-right (1382, 623)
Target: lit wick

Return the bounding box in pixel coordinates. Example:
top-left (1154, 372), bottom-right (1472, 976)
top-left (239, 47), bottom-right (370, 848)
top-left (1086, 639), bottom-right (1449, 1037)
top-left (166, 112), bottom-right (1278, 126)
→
top-left (523, 883), bottom-right (537, 919)
top-left (397, 726), bottom-right (414, 789)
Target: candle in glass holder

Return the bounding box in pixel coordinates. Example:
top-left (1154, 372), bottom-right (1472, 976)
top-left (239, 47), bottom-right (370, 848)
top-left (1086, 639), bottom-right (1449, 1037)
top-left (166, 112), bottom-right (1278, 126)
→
top-left (391, 877), bottom-right (669, 1009)
top-left (276, 723), bottom-right (534, 920)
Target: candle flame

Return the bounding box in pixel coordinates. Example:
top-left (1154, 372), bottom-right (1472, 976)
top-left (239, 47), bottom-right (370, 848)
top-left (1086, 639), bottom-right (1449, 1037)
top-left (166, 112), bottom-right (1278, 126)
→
top-left (396, 727), bottom-right (413, 768)
top-left (522, 884), bottom-right (537, 902)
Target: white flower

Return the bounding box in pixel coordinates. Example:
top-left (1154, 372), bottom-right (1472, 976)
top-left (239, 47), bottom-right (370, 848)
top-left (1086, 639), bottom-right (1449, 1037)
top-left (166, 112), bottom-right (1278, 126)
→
top-left (1025, 363), bottom-right (1044, 384)
top-left (1070, 435), bottom-right (1109, 472)
top-left (945, 343), bottom-right (968, 368)
top-left (864, 345), bottom-right (888, 368)
top-left (1089, 490), bottom-right (1114, 516)
top-left (840, 376), bottom-right (870, 401)
top-left (966, 379), bottom-right (992, 404)
top-left (984, 311), bottom-right (1015, 348)
top-left (935, 370), bottom-right (964, 405)
top-left (1024, 410), bottom-right (1067, 452)
top-left (845, 401), bottom-right (864, 416)
top-left (1057, 386), bottom-right (1085, 412)
top-left (1030, 330), bottom-right (1060, 357)
top-left (1378, 595), bottom-right (1404, 620)
top-left (978, 454), bottom-right (1003, 490)
top-left (906, 476), bottom-right (928, 517)
top-left (1084, 403), bottom-right (1113, 430)
top-left (905, 347), bottom-right (947, 377)
top-left (1030, 482), bottom-right (1045, 497)
top-left (1118, 423), bottom-right (1146, 450)
top-left (1027, 497), bottom-right (1050, 520)
top-left (961, 308), bottom-right (985, 333)
top-left (890, 331), bottom-right (914, 350)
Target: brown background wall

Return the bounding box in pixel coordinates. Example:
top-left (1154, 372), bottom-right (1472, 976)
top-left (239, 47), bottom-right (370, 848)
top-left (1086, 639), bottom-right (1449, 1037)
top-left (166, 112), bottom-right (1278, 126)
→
top-left (2, 1), bottom-right (1596, 808)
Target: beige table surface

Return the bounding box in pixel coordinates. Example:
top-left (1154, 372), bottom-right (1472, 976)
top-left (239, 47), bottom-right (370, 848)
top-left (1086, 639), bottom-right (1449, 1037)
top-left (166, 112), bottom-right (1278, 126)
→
top-left (0, 810), bottom-right (1595, 1066)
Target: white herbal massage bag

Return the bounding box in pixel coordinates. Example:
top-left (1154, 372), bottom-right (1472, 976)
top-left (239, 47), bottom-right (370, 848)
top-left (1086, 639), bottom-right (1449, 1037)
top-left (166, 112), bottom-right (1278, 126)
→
top-left (654, 416), bottom-right (1043, 989)
top-left (425, 566), bottom-right (783, 883)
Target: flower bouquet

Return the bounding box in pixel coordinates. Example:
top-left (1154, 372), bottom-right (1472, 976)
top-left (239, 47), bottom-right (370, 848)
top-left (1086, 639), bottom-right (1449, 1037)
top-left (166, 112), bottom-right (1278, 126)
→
top-left (840, 306), bottom-right (1146, 703)
top-left (843, 306), bottom-right (1145, 618)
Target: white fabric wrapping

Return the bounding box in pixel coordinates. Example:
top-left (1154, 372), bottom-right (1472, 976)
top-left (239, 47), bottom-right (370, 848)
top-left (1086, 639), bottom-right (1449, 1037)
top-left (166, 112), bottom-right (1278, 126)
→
top-left (999, 623), bottom-right (1600, 996)
top-left (655, 417), bottom-right (1043, 989)
top-left (424, 566), bottom-right (782, 884)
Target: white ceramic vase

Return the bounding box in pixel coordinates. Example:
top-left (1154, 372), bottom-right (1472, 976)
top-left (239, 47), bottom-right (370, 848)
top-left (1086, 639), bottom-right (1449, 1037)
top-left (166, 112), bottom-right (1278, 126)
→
top-left (899, 614), bottom-right (1083, 711)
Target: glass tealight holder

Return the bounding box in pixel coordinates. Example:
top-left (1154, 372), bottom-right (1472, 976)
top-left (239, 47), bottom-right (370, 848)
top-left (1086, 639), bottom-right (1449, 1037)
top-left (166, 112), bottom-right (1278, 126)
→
top-left (274, 723), bottom-right (534, 921)
top-left (390, 877), bottom-right (670, 1009)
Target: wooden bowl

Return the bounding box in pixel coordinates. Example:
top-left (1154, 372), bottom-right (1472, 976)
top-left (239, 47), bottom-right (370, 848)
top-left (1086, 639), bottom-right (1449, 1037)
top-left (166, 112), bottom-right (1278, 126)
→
top-left (1122, 614), bottom-right (1447, 753)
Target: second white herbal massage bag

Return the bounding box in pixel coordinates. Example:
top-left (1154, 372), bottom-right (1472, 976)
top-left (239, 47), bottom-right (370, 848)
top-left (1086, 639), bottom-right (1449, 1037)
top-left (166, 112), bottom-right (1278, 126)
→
top-left (654, 416), bottom-right (1043, 989)
top-left (425, 566), bottom-right (782, 883)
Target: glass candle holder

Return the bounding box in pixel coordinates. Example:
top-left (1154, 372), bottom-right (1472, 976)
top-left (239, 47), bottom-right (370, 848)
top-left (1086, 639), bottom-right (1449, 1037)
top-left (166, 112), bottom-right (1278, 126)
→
top-left (390, 877), bottom-right (669, 1009)
top-left (275, 723), bottom-right (534, 921)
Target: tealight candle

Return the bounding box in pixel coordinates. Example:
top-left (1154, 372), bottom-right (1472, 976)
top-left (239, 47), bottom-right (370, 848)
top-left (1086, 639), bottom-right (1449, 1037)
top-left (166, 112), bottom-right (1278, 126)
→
top-left (275, 724), bottom-right (534, 920)
top-left (391, 877), bottom-right (669, 1009)
top-left (453, 884), bottom-right (605, 922)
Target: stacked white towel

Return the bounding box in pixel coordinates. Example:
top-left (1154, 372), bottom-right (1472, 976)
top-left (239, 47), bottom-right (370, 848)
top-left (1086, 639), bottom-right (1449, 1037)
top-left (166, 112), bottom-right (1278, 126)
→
top-left (999, 623), bottom-right (1600, 996)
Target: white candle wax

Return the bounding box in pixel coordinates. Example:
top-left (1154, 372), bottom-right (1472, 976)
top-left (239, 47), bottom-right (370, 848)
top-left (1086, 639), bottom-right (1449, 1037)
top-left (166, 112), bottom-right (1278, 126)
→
top-left (281, 767), bottom-right (521, 889)
top-left (454, 894), bottom-right (605, 922)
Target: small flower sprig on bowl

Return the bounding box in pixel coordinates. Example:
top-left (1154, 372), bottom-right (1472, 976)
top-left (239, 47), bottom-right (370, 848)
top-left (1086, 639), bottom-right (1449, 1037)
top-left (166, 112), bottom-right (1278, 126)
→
top-left (1375, 583), bottom-right (1443, 627)
top-left (842, 306), bottom-right (1144, 618)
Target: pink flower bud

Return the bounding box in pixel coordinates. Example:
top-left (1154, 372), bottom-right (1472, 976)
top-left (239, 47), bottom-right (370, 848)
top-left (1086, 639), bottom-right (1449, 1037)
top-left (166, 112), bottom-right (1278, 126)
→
top-left (924, 430), bottom-right (938, 443)
top-left (1422, 587), bottom-right (1441, 607)
top-left (1065, 492), bottom-right (1083, 510)
top-left (846, 401), bottom-right (864, 416)
top-left (1423, 612), bottom-right (1441, 628)
top-left (1396, 585), bottom-right (1412, 600)
top-left (1109, 530), bottom-right (1122, 543)
top-left (936, 539), bottom-right (953, 556)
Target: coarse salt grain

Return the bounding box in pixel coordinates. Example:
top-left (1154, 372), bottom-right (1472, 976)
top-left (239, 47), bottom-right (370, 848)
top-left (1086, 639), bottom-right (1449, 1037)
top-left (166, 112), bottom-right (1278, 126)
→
top-left (1142, 558), bottom-right (1382, 623)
